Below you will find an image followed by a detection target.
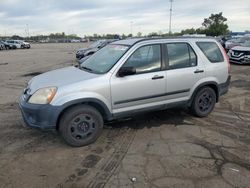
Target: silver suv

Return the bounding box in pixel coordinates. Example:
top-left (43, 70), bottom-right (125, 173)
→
top-left (19, 38), bottom-right (231, 146)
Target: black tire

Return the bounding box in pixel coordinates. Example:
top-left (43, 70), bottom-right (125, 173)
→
top-left (191, 87), bottom-right (216, 117)
top-left (59, 105), bottom-right (103, 147)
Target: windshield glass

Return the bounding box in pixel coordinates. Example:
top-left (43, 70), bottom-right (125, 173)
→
top-left (242, 40), bottom-right (250, 47)
top-left (80, 44), bottom-right (129, 74)
top-left (238, 37), bottom-right (250, 43)
top-left (90, 40), bottom-right (105, 48)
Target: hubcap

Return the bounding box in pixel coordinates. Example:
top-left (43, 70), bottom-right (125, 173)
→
top-left (69, 114), bottom-right (96, 140)
top-left (198, 91), bottom-right (213, 112)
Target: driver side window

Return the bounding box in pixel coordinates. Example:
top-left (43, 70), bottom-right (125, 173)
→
top-left (123, 44), bottom-right (161, 74)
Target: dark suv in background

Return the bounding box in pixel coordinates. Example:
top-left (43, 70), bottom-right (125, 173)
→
top-left (76, 39), bottom-right (118, 60)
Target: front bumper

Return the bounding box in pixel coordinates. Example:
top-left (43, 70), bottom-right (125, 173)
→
top-left (19, 96), bottom-right (61, 130)
top-left (229, 55), bottom-right (250, 64)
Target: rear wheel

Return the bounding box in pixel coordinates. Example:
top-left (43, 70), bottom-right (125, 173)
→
top-left (191, 87), bottom-right (216, 117)
top-left (59, 105), bottom-right (103, 147)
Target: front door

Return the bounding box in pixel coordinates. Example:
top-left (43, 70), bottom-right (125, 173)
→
top-left (111, 44), bottom-right (166, 114)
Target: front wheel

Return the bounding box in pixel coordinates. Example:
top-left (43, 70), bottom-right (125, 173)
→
top-left (191, 87), bottom-right (216, 117)
top-left (59, 105), bottom-right (103, 147)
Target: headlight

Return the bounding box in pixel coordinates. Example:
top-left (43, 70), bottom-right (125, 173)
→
top-left (28, 87), bottom-right (57, 104)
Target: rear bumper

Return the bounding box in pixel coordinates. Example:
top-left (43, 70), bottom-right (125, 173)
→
top-left (19, 97), bottom-right (61, 130)
top-left (218, 75), bottom-right (231, 96)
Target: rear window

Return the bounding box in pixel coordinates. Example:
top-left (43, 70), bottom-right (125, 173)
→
top-left (196, 42), bottom-right (224, 63)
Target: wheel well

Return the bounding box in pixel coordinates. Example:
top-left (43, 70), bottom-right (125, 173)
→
top-left (189, 83), bottom-right (219, 107)
top-left (206, 84), bottom-right (219, 102)
top-left (56, 102), bottom-right (109, 130)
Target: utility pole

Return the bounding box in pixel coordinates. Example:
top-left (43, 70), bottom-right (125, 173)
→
top-left (26, 24), bottom-right (30, 38)
top-left (130, 21), bottom-right (133, 36)
top-left (169, 0), bottom-right (173, 35)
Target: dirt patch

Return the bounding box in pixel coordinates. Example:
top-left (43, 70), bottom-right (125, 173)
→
top-left (230, 79), bottom-right (250, 90)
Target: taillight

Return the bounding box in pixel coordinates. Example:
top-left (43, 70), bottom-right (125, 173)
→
top-left (223, 48), bottom-right (230, 74)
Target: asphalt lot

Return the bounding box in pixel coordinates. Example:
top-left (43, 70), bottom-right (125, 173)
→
top-left (0, 43), bottom-right (250, 188)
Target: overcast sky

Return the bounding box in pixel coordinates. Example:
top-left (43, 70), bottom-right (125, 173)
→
top-left (0, 0), bottom-right (249, 37)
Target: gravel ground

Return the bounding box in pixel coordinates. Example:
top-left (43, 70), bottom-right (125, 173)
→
top-left (0, 43), bottom-right (249, 188)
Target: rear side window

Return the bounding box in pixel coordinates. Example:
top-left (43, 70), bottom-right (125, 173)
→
top-left (196, 42), bottom-right (224, 63)
top-left (165, 43), bottom-right (197, 69)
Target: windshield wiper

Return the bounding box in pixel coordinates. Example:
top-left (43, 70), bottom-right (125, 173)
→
top-left (81, 66), bottom-right (93, 72)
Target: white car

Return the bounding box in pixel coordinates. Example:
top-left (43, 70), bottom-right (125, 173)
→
top-left (19, 41), bottom-right (31, 49)
top-left (228, 40), bottom-right (250, 64)
top-left (5, 40), bottom-right (22, 49)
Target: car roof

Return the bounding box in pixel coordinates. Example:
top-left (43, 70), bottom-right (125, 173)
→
top-left (112, 37), bottom-right (217, 46)
top-left (112, 38), bottom-right (145, 46)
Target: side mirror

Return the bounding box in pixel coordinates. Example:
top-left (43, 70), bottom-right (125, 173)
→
top-left (118, 67), bottom-right (136, 77)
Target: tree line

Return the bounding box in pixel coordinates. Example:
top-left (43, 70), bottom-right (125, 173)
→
top-left (0, 12), bottom-right (235, 41)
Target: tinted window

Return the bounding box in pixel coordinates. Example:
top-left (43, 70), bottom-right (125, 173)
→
top-left (196, 42), bottom-right (224, 63)
top-left (123, 45), bottom-right (161, 74)
top-left (166, 43), bottom-right (197, 69)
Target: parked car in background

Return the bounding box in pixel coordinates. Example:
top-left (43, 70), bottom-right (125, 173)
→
top-left (228, 40), bottom-right (250, 64)
top-left (20, 37), bottom-right (230, 146)
top-left (76, 39), bottom-right (118, 60)
top-left (225, 37), bottom-right (250, 52)
top-left (77, 55), bottom-right (91, 66)
top-left (0, 41), bottom-right (5, 50)
top-left (5, 40), bottom-right (22, 49)
top-left (2, 40), bottom-right (31, 49)
top-left (1, 41), bottom-right (12, 49)
top-left (19, 40), bottom-right (31, 49)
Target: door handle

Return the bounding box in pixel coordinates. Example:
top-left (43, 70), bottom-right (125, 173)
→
top-left (194, 69), bottom-right (204, 73)
top-left (152, 75), bottom-right (164, 80)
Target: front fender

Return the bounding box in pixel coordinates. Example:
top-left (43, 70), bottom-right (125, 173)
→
top-left (52, 91), bottom-right (111, 112)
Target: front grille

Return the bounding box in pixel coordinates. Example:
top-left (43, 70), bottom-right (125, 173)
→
top-left (232, 50), bottom-right (250, 56)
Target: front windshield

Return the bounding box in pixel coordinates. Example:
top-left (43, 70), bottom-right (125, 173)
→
top-left (80, 44), bottom-right (129, 74)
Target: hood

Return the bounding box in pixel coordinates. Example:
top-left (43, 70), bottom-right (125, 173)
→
top-left (28, 66), bottom-right (99, 94)
top-left (232, 46), bottom-right (250, 51)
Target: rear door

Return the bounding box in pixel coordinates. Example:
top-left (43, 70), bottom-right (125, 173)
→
top-left (164, 42), bottom-right (205, 102)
